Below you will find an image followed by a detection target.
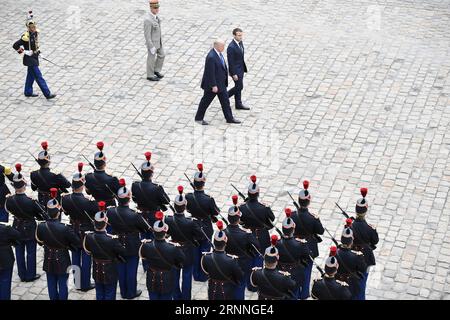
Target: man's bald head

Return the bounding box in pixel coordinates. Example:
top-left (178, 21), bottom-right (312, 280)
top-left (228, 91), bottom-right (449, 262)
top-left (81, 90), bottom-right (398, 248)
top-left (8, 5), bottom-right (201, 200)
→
top-left (213, 38), bottom-right (225, 52)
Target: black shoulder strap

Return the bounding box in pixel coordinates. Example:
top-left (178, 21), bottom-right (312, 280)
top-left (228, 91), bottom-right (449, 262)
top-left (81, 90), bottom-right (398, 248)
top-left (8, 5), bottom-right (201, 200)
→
top-left (320, 278), bottom-right (337, 300)
top-left (245, 202), bottom-right (271, 229)
top-left (225, 229), bottom-right (251, 258)
top-left (279, 239), bottom-right (298, 263)
top-left (36, 170), bottom-right (51, 191)
top-left (260, 269), bottom-right (290, 299)
top-left (114, 207), bottom-right (128, 229)
top-left (211, 253), bottom-right (235, 284)
top-left (172, 216), bottom-right (197, 246)
top-left (9, 196), bottom-right (34, 220)
top-left (191, 193), bottom-right (211, 220)
top-left (88, 233), bottom-right (113, 260)
top-left (151, 241), bottom-right (175, 269)
top-left (42, 222), bottom-right (68, 249)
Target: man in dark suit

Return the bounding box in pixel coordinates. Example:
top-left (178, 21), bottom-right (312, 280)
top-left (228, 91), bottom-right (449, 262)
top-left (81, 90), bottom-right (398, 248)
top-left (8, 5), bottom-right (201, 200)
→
top-left (227, 28), bottom-right (250, 110)
top-left (195, 39), bottom-right (241, 125)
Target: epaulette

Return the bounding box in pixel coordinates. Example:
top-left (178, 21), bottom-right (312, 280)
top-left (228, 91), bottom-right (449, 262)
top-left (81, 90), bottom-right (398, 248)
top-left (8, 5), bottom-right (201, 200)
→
top-left (169, 241), bottom-right (181, 247)
top-left (3, 166), bottom-right (12, 175)
top-left (369, 224), bottom-right (376, 230)
top-left (107, 234), bottom-right (119, 239)
top-left (351, 250), bottom-right (363, 255)
top-left (202, 251), bottom-right (212, 256)
top-left (141, 239), bottom-right (152, 244)
top-left (278, 270), bottom-right (291, 276)
top-left (227, 253), bottom-right (239, 259)
top-left (85, 231), bottom-right (93, 235)
top-left (310, 212), bottom-right (320, 219)
top-left (252, 267), bottom-right (262, 271)
top-left (21, 32), bottom-right (29, 42)
top-left (0, 222), bottom-right (12, 226)
top-left (336, 280), bottom-right (349, 286)
top-left (295, 238), bottom-right (307, 243)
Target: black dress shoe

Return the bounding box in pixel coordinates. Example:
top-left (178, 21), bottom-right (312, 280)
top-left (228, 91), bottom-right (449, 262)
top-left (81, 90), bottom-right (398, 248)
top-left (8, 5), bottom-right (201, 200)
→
top-left (25, 274), bottom-right (41, 282)
top-left (147, 76), bottom-right (160, 81)
top-left (226, 118), bottom-right (242, 124)
top-left (154, 72), bottom-right (164, 79)
top-left (236, 105), bottom-right (250, 110)
top-left (25, 93), bottom-right (38, 97)
top-left (195, 120), bottom-right (209, 125)
top-left (46, 94), bottom-right (56, 100)
top-left (127, 290), bottom-right (142, 299)
top-left (79, 283), bottom-right (96, 292)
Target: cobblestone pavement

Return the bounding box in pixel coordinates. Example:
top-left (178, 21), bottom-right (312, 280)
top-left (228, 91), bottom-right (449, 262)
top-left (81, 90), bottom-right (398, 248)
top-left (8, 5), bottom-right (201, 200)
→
top-left (1, 0), bottom-right (450, 300)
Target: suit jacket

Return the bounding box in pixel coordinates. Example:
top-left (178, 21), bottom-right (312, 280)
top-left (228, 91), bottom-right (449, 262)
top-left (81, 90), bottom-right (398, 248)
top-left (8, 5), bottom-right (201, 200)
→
top-left (144, 13), bottom-right (163, 50)
top-left (200, 49), bottom-right (228, 93)
top-left (227, 40), bottom-right (247, 77)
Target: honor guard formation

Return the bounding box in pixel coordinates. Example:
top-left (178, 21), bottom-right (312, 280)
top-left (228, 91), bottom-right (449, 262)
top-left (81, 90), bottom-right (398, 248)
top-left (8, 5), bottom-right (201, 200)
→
top-left (0, 141), bottom-right (379, 300)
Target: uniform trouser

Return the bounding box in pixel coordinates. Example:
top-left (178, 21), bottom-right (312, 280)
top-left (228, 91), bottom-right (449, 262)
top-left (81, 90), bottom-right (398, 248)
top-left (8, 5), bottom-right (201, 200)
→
top-left (15, 240), bottom-right (37, 281)
top-left (71, 248), bottom-right (92, 290)
top-left (300, 260), bottom-right (313, 300)
top-left (247, 255), bottom-right (263, 292)
top-left (195, 90), bottom-right (234, 122)
top-left (0, 267), bottom-right (13, 300)
top-left (193, 239), bottom-right (210, 282)
top-left (227, 74), bottom-right (244, 106)
top-left (173, 264), bottom-right (193, 300)
top-left (24, 66), bottom-right (51, 97)
top-left (356, 271), bottom-right (369, 300)
top-left (149, 291), bottom-right (172, 300)
top-left (235, 259), bottom-right (252, 299)
top-left (95, 282), bottom-right (118, 300)
top-left (117, 255), bottom-right (139, 299)
top-left (46, 273), bottom-right (69, 300)
top-left (146, 47), bottom-right (165, 77)
top-left (0, 207), bottom-right (8, 222)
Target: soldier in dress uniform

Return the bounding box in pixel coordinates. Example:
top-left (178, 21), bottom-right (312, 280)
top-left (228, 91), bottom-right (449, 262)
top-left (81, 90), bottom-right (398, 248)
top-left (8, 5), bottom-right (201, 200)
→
top-left (224, 195), bottom-right (260, 299)
top-left (35, 188), bottom-right (81, 300)
top-left (5, 163), bottom-right (44, 282)
top-left (201, 221), bottom-right (244, 300)
top-left (84, 142), bottom-right (120, 207)
top-left (250, 235), bottom-right (297, 300)
top-left (107, 179), bottom-right (151, 299)
top-left (131, 152), bottom-right (170, 243)
top-left (0, 221), bottom-right (21, 300)
top-left (165, 186), bottom-right (203, 300)
top-left (185, 163), bottom-right (220, 282)
top-left (351, 187), bottom-right (378, 300)
top-left (334, 226), bottom-right (367, 300)
top-left (289, 180), bottom-right (324, 299)
top-left (238, 175), bottom-right (275, 291)
top-left (30, 141), bottom-right (71, 209)
top-left (0, 165), bottom-right (14, 222)
top-left (61, 163), bottom-right (98, 291)
top-left (311, 251), bottom-right (352, 300)
top-left (276, 208), bottom-right (310, 299)
top-left (83, 202), bottom-right (127, 300)
top-left (12, 11), bottom-right (56, 99)
top-left (139, 212), bottom-right (186, 300)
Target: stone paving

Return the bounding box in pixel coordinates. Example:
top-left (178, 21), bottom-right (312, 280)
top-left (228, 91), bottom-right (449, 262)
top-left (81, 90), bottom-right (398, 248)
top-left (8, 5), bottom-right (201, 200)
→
top-left (0, 0), bottom-right (450, 300)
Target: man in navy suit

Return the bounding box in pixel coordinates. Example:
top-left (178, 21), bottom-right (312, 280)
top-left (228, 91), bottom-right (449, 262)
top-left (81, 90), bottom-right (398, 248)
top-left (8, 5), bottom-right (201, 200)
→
top-left (195, 39), bottom-right (241, 125)
top-left (227, 28), bottom-right (250, 110)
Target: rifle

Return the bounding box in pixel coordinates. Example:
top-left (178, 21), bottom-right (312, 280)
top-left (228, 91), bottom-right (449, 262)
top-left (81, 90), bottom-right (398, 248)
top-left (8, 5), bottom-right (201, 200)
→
top-left (183, 172), bottom-right (229, 225)
top-left (199, 226), bottom-right (213, 247)
top-left (309, 255), bottom-right (325, 277)
top-left (287, 191), bottom-right (322, 243)
top-left (335, 202), bottom-right (353, 220)
top-left (34, 200), bottom-right (51, 221)
top-left (28, 151), bottom-right (40, 165)
top-left (250, 243), bottom-right (263, 257)
top-left (104, 184), bottom-right (120, 201)
top-left (231, 183), bottom-right (248, 202)
top-left (82, 155), bottom-right (96, 171)
top-left (324, 227), bottom-right (340, 248)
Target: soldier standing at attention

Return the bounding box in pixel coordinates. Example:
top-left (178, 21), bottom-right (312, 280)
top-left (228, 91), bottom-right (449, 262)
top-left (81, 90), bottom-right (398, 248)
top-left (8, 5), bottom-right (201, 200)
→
top-left (35, 188), bottom-right (81, 300)
top-left (61, 163), bottom-right (98, 292)
top-left (201, 221), bottom-right (244, 300)
top-left (0, 222), bottom-right (21, 300)
top-left (5, 164), bottom-right (45, 282)
top-left (83, 202), bottom-right (127, 300)
top-left (12, 11), bottom-right (56, 99)
top-left (238, 175), bottom-right (275, 291)
top-left (30, 141), bottom-right (71, 209)
top-left (290, 180), bottom-right (324, 299)
top-left (185, 164), bottom-right (220, 282)
top-left (250, 235), bottom-right (297, 300)
top-left (351, 188), bottom-right (379, 300)
top-left (165, 186), bottom-right (203, 300)
top-left (140, 211), bottom-right (186, 300)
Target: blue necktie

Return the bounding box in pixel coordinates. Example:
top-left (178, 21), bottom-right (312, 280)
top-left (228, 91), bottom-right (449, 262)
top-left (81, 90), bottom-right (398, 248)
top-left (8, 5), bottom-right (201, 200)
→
top-left (220, 53), bottom-right (225, 68)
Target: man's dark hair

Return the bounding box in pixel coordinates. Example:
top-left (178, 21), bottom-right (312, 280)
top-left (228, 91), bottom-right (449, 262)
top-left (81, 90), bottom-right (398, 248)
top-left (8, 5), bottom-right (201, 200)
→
top-left (232, 28), bottom-right (243, 35)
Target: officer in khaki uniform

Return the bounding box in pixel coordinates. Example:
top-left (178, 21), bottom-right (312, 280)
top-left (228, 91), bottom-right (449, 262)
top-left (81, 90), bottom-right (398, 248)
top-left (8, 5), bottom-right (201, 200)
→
top-left (144, 0), bottom-right (165, 81)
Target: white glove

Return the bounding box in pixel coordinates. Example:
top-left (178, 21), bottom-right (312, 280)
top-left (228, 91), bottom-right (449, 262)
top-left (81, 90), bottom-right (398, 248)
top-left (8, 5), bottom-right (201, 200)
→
top-left (150, 47), bottom-right (156, 55)
top-left (24, 50), bottom-right (33, 56)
